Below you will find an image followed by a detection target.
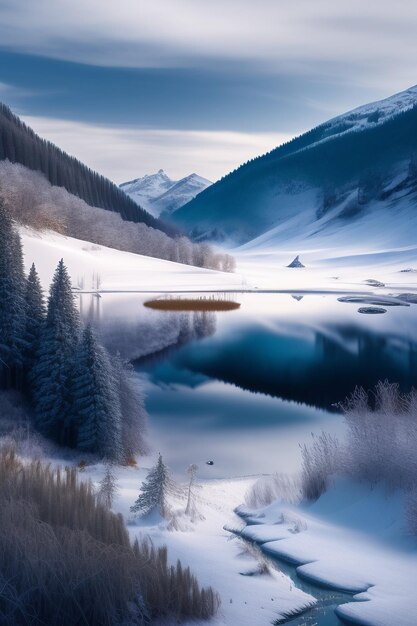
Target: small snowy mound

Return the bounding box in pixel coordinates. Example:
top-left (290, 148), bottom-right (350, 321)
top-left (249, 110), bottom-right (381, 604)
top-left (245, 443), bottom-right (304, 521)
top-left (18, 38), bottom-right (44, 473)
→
top-left (287, 255), bottom-right (305, 268)
top-left (338, 295), bottom-right (409, 307)
top-left (363, 278), bottom-right (385, 287)
top-left (397, 293), bottom-right (417, 304)
top-left (358, 306), bottom-right (387, 314)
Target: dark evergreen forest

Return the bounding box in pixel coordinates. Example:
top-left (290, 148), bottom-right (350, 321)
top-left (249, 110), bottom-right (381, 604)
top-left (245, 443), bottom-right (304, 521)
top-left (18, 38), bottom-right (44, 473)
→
top-left (0, 103), bottom-right (176, 236)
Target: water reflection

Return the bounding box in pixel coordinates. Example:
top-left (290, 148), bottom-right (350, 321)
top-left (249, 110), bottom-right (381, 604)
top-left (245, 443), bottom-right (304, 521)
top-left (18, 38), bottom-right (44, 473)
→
top-left (78, 292), bottom-right (216, 362)
top-left (139, 320), bottom-right (417, 410)
top-left (78, 292), bottom-right (417, 476)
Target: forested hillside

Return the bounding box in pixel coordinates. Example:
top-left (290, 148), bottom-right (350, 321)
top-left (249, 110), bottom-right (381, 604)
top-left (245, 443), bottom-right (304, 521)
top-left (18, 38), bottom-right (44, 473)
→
top-left (0, 103), bottom-right (174, 235)
top-left (172, 90), bottom-right (417, 244)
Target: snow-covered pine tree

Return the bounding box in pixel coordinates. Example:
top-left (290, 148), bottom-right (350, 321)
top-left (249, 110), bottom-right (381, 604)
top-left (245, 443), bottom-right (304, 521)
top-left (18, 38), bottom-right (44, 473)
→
top-left (130, 453), bottom-right (174, 519)
top-left (32, 259), bottom-right (80, 443)
top-left (0, 199), bottom-right (26, 389)
top-left (97, 463), bottom-right (119, 509)
top-left (113, 352), bottom-right (148, 462)
top-left (72, 325), bottom-right (122, 460)
top-left (24, 263), bottom-right (45, 378)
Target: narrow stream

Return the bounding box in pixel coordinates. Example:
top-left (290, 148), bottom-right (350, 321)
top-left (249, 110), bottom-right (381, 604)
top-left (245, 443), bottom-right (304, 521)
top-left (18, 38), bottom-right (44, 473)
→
top-left (231, 519), bottom-right (360, 626)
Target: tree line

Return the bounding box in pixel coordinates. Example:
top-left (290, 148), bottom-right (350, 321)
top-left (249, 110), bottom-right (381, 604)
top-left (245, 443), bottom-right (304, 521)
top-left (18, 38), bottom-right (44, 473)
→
top-left (0, 199), bottom-right (147, 461)
top-left (0, 102), bottom-right (175, 236)
top-left (0, 160), bottom-right (236, 272)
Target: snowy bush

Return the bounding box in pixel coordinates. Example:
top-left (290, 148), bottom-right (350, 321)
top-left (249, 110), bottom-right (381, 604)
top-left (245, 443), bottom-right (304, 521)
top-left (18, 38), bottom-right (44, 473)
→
top-left (300, 431), bottom-right (341, 501)
top-left (300, 381), bottom-right (417, 522)
top-left (341, 382), bottom-right (417, 488)
top-left (0, 448), bottom-right (220, 624)
top-left (245, 473), bottom-right (302, 509)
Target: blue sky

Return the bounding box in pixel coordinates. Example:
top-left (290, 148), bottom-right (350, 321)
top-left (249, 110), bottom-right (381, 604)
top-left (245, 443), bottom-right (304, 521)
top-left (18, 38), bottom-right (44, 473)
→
top-left (0, 0), bottom-right (416, 182)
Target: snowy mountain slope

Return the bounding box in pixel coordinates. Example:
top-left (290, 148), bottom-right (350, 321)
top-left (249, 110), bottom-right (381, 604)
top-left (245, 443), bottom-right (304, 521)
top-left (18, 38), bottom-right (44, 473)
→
top-left (237, 165), bottom-right (417, 253)
top-left (119, 169), bottom-right (174, 216)
top-left (20, 227), bottom-right (242, 292)
top-left (172, 85), bottom-right (417, 246)
top-left (120, 170), bottom-right (212, 217)
top-left (156, 173), bottom-right (212, 215)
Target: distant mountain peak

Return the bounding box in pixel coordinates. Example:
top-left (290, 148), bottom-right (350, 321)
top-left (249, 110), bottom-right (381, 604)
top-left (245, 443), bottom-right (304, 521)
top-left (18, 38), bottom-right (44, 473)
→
top-left (120, 170), bottom-right (212, 218)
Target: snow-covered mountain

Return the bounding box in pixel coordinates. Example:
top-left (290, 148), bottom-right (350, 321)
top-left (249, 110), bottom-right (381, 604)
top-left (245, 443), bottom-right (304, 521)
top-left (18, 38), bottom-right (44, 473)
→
top-left (171, 85), bottom-right (417, 248)
top-left (120, 170), bottom-right (212, 217)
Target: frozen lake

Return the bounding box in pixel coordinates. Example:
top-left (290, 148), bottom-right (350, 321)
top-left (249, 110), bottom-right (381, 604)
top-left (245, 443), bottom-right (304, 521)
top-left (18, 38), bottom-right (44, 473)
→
top-left (80, 291), bottom-right (417, 479)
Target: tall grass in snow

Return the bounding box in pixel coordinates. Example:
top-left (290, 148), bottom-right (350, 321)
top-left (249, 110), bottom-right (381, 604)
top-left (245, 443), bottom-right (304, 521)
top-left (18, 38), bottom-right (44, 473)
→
top-left (300, 381), bottom-right (417, 535)
top-left (0, 446), bottom-right (220, 625)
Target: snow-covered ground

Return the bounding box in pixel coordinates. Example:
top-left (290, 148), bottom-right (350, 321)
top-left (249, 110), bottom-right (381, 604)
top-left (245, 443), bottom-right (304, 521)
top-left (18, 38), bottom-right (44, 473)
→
top-left (20, 227), bottom-right (243, 292)
top-left (20, 227), bottom-right (417, 297)
top-left (18, 226), bottom-right (417, 625)
top-left (239, 477), bottom-right (417, 626)
top-left (81, 462), bottom-right (315, 626)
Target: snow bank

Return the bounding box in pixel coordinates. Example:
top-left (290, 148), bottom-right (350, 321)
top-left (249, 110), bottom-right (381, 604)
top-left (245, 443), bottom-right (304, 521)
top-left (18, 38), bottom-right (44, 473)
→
top-left (78, 463), bottom-right (315, 626)
top-left (20, 228), bottom-right (243, 292)
top-left (239, 477), bottom-right (417, 626)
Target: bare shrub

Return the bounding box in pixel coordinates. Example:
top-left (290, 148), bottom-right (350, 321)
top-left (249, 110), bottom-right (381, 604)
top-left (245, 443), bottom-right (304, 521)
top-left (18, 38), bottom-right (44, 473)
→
top-left (245, 474), bottom-right (302, 509)
top-left (300, 381), bottom-right (417, 519)
top-left (0, 449), bottom-right (220, 624)
top-left (341, 381), bottom-right (417, 488)
top-left (300, 431), bottom-right (341, 501)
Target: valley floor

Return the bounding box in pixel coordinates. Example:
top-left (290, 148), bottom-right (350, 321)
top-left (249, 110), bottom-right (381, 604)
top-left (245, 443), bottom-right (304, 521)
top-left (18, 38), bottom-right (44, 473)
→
top-left (21, 227), bottom-right (417, 296)
top-left (79, 463), bottom-right (417, 626)
top-left (19, 227), bottom-right (417, 625)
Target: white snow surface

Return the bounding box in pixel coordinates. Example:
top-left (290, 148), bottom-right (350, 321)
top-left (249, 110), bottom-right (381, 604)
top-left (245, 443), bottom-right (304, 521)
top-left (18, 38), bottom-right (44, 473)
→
top-left (20, 227), bottom-right (242, 292)
top-left (19, 226), bottom-right (417, 299)
top-left (80, 463), bottom-right (314, 626)
top-left (240, 477), bottom-right (417, 626)
top-left (120, 169), bottom-right (212, 217)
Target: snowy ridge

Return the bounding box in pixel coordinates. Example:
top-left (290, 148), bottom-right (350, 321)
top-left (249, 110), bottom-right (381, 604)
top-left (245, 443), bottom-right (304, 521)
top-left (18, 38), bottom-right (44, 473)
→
top-left (172, 84), bottom-right (417, 247)
top-left (293, 84), bottom-right (417, 156)
top-left (324, 84), bottom-right (417, 137)
top-left (120, 169), bottom-right (212, 217)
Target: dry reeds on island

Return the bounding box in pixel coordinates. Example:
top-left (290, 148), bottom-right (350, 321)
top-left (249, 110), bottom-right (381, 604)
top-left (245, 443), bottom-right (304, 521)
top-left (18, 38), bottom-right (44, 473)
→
top-left (144, 297), bottom-right (240, 312)
top-left (0, 445), bottom-right (220, 625)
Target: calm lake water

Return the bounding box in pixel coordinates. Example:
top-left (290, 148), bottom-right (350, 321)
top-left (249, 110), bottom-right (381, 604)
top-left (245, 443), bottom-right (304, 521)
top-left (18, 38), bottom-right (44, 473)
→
top-left (81, 291), bottom-right (417, 479)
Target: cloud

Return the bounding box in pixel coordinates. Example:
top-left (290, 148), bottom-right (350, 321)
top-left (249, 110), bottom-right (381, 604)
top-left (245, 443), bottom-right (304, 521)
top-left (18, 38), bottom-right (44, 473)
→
top-left (21, 115), bottom-right (292, 182)
top-left (0, 0), bottom-right (417, 92)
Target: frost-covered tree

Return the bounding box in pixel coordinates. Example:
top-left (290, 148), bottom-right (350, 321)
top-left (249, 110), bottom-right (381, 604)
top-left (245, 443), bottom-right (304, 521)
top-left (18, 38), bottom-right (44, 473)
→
top-left (0, 198), bottom-right (26, 389)
top-left (32, 259), bottom-right (80, 443)
top-left (130, 454), bottom-right (174, 518)
top-left (72, 325), bottom-right (122, 460)
top-left (185, 463), bottom-right (204, 521)
top-left (113, 353), bottom-right (148, 462)
top-left (97, 463), bottom-right (119, 509)
top-left (24, 263), bottom-right (45, 376)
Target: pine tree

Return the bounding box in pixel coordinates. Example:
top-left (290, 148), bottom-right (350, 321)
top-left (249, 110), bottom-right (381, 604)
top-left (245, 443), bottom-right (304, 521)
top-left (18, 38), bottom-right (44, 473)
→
top-left (72, 325), bottom-right (122, 460)
top-left (32, 259), bottom-right (80, 443)
top-left (97, 463), bottom-right (119, 509)
top-left (113, 352), bottom-right (148, 462)
top-left (24, 263), bottom-right (45, 378)
top-left (130, 454), bottom-right (174, 518)
top-left (0, 198), bottom-right (26, 389)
